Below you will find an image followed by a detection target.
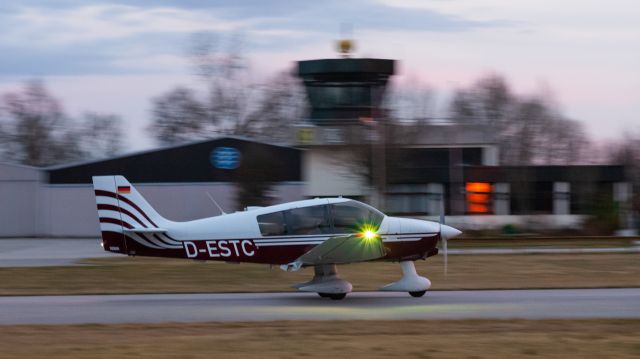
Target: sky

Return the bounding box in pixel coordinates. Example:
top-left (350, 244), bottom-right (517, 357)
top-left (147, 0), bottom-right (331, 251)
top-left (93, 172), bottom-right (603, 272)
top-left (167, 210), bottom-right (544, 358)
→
top-left (0, 0), bottom-right (638, 150)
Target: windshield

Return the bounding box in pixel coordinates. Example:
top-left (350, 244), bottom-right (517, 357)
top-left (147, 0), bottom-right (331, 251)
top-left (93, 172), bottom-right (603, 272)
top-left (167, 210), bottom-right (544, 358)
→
top-left (330, 200), bottom-right (384, 234)
top-left (256, 200), bottom-right (384, 236)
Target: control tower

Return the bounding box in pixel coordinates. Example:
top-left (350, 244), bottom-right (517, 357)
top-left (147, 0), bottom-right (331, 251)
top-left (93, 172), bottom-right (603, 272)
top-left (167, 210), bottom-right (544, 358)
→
top-left (297, 58), bottom-right (395, 126)
top-left (294, 41), bottom-right (396, 202)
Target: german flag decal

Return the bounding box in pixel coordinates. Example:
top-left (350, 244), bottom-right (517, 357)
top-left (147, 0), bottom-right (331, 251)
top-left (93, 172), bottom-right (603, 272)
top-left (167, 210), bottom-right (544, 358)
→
top-left (117, 186), bottom-right (131, 194)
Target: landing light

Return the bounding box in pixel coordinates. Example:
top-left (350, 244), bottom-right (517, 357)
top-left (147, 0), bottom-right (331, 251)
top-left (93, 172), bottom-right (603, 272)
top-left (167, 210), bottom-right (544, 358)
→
top-left (357, 223), bottom-right (379, 242)
top-left (363, 230), bottom-right (377, 240)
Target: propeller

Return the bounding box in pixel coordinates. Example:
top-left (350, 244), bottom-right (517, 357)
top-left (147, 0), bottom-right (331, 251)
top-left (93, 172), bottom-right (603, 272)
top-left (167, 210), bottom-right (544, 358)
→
top-left (438, 193), bottom-right (462, 279)
top-left (439, 193), bottom-right (447, 278)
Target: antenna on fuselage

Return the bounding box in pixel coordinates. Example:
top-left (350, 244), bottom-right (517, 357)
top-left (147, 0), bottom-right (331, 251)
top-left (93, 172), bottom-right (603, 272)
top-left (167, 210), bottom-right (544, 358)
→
top-left (206, 191), bottom-right (227, 215)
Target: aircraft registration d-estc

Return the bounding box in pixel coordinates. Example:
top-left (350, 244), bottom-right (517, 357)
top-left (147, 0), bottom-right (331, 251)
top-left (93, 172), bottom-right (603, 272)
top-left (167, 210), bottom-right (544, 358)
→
top-left (93, 175), bottom-right (462, 300)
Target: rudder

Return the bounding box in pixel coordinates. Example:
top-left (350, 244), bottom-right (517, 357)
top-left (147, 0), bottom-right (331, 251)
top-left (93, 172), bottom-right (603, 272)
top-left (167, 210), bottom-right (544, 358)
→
top-left (92, 175), bottom-right (174, 254)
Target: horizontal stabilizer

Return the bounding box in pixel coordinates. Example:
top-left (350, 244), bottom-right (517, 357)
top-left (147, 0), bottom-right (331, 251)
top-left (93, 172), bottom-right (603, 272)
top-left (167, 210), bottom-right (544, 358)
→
top-left (123, 228), bottom-right (168, 234)
top-left (297, 234), bottom-right (386, 265)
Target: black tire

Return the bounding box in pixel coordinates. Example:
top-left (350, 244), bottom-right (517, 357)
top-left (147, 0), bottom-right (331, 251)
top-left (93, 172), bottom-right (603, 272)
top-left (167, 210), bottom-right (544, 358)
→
top-left (318, 292), bottom-right (331, 298)
top-left (329, 293), bottom-right (347, 300)
top-left (409, 290), bottom-right (426, 298)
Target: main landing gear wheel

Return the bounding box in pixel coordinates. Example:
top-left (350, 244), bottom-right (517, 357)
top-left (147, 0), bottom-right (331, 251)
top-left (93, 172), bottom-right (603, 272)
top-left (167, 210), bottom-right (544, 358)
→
top-left (318, 292), bottom-right (346, 300)
top-left (409, 290), bottom-right (426, 298)
top-left (296, 265), bottom-right (353, 300)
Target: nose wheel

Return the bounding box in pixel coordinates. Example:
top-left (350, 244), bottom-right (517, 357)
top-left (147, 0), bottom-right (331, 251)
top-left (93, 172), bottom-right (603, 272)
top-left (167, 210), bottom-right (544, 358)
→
top-left (381, 261), bottom-right (431, 297)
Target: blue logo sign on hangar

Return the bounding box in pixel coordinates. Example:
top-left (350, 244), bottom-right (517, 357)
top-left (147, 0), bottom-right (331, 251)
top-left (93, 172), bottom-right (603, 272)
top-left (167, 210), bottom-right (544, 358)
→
top-left (210, 147), bottom-right (242, 170)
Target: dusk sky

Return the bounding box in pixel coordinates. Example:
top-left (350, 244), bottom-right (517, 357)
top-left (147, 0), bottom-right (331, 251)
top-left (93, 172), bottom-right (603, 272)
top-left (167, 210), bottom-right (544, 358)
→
top-left (0, 0), bottom-right (638, 150)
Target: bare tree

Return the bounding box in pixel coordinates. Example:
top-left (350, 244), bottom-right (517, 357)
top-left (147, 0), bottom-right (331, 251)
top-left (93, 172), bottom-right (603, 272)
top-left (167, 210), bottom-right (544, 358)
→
top-left (540, 116), bottom-right (590, 165)
top-left (148, 87), bottom-right (209, 145)
top-left (78, 113), bottom-right (124, 158)
top-left (606, 132), bottom-right (640, 230)
top-left (146, 33), bottom-right (308, 207)
top-left (449, 74), bottom-right (590, 165)
top-left (242, 70), bottom-right (306, 141)
top-left (190, 32), bottom-right (256, 134)
top-left (609, 132), bottom-right (640, 185)
top-left (449, 90), bottom-right (480, 124)
top-left (149, 33), bottom-right (306, 145)
top-left (192, 33), bottom-right (306, 140)
top-left (386, 84), bottom-right (436, 124)
top-left (0, 80), bottom-right (125, 166)
top-left (0, 80), bottom-right (78, 166)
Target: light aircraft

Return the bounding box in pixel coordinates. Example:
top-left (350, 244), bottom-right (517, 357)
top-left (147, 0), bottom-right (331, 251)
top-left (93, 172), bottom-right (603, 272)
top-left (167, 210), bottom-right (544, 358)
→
top-left (93, 175), bottom-right (462, 300)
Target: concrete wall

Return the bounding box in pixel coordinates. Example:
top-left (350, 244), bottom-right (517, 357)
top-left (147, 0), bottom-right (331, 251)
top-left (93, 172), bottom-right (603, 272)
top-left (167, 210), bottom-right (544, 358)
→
top-left (0, 164), bottom-right (43, 237)
top-left (482, 145), bottom-right (499, 166)
top-left (303, 149), bottom-right (367, 197)
top-left (1, 174), bottom-right (304, 237)
top-left (417, 214), bottom-right (588, 231)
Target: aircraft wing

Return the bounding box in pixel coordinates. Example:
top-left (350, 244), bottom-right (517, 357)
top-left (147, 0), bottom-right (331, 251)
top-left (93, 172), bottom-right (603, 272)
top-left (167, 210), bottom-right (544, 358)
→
top-left (296, 234), bottom-right (387, 265)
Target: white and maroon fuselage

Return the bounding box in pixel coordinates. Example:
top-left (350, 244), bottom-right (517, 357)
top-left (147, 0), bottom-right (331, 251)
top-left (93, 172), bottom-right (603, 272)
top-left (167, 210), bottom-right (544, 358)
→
top-left (94, 176), bottom-right (460, 266)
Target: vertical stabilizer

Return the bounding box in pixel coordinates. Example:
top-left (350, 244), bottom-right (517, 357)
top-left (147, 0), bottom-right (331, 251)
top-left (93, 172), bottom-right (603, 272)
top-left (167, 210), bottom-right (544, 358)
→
top-left (92, 175), bottom-right (180, 253)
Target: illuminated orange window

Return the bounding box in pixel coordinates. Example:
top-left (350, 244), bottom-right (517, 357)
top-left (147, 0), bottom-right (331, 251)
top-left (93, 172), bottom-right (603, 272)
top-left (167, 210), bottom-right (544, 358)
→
top-left (466, 182), bottom-right (492, 214)
top-left (467, 193), bottom-right (489, 203)
top-left (466, 182), bottom-right (491, 193)
top-left (468, 203), bottom-right (489, 214)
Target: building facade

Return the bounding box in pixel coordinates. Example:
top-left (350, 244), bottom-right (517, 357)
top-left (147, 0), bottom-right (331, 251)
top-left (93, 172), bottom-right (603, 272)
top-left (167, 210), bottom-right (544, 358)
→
top-left (0, 56), bottom-right (633, 237)
top-left (292, 56), bottom-right (632, 231)
top-left (0, 137), bottom-right (304, 237)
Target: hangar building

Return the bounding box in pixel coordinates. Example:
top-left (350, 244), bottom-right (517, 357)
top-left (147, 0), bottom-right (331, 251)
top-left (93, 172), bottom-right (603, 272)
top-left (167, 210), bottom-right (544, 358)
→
top-left (0, 138), bottom-right (303, 237)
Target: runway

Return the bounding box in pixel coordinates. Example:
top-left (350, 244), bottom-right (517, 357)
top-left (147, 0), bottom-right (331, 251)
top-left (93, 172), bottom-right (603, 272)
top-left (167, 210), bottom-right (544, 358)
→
top-left (1, 288), bottom-right (638, 324)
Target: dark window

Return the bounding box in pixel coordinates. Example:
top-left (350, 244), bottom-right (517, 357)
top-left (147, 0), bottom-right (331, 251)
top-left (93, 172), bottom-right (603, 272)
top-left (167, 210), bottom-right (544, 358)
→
top-left (462, 148), bottom-right (483, 166)
top-left (509, 182), bottom-right (553, 215)
top-left (385, 184), bottom-right (431, 215)
top-left (307, 85), bottom-right (372, 109)
top-left (330, 201), bottom-right (384, 234)
top-left (571, 182), bottom-right (612, 215)
top-left (388, 148), bottom-right (449, 168)
top-left (257, 211), bottom-right (287, 236)
top-left (533, 182), bottom-right (553, 214)
top-left (286, 205), bottom-right (332, 235)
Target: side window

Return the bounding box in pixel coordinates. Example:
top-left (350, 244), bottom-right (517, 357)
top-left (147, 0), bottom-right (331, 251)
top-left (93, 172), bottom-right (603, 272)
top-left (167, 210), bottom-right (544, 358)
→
top-left (331, 201), bottom-right (384, 234)
top-left (286, 205), bottom-right (331, 235)
top-left (257, 211), bottom-right (287, 236)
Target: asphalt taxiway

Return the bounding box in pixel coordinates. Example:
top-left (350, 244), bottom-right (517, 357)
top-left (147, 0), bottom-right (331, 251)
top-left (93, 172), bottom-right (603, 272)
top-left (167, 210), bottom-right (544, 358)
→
top-left (0, 238), bottom-right (115, 267)
top-left (1, 288), bottom-right (638, 325)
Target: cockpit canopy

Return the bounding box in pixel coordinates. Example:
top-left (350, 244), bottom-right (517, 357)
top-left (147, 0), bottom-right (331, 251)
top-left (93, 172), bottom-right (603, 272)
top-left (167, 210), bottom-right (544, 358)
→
top-left (257, 200), bottom-right (384, 236)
